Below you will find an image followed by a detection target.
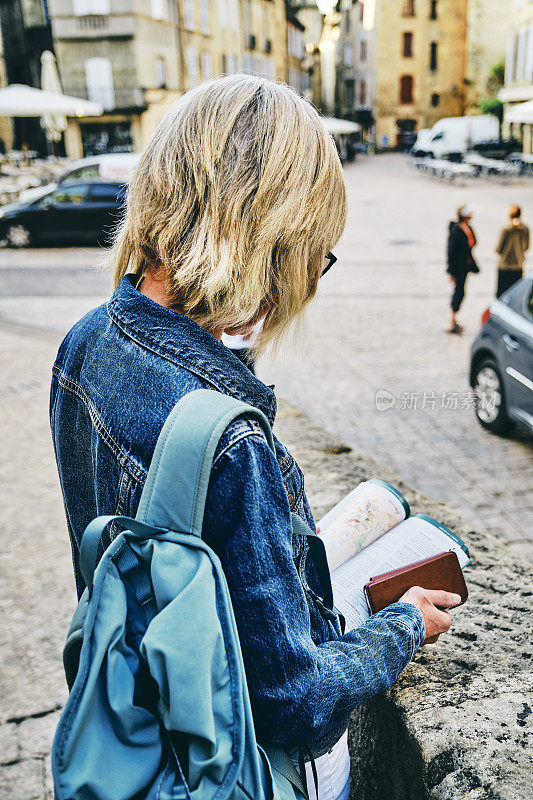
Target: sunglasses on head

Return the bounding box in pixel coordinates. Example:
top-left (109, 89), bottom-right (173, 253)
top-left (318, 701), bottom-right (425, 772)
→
top-left (322, 251), bottom-right (337, 277)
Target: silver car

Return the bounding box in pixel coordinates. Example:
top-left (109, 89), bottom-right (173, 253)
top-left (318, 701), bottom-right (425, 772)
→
top-left (470, 273), bottom-right (533, 434)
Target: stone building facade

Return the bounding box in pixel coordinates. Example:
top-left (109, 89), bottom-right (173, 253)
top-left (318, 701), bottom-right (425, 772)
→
top-left (0, 0), bottom-right (55, 152)
top-left (465, 0), bottom-right (512, 113)
top-left (371, 0), bottom-right (468, 149)
top-left (499, 0), bottom-right (533, 153)
top-left (43, 0), bottom-right (304, 158)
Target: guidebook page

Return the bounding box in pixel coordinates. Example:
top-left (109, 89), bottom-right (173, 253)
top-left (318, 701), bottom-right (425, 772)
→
top-left (318, 479), bottom-right (408, 572)
top-left (331, 515), bottom-right (470, 630)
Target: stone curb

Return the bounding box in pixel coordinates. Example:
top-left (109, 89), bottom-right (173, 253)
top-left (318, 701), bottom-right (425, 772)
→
top-left (274, 399), bottom-right (533, 800)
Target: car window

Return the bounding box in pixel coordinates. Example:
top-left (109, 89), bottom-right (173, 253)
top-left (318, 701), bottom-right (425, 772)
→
top-left (87, 183), bottom-right (126, 203)
top-left (61, 165), bottom-right (99, 183)
top-left (50, 185), bottom-right (87, 205)
top-left (499, 279), bottom-right (530, 318)
top-left (527, 285), bottom-right (533, 321)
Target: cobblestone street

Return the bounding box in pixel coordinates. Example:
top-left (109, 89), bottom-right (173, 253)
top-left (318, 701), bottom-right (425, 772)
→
top-left (0, 154), bottom-right (531, 564)
top-left (0, 152), bottom-right (532, 798)
top-left (261, 154), bottom-right (533, 560)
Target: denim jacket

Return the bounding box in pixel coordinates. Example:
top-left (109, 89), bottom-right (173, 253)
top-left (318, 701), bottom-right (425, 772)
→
top-left (50, 275), bottom-right (425, 757)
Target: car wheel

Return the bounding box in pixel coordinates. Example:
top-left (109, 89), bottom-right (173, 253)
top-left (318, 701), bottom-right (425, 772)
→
top-left (6, 223), bottom-right (31, 248)
top-left (473, 359), bottom-right (514, 434)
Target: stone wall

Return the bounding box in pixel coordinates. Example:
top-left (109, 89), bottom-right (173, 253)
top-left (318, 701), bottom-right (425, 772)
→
top-left (274, 401), bottom-right (533, 800)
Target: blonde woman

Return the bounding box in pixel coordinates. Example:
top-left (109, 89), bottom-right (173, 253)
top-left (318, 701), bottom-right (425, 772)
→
top-left (495, 205), bottom-right (530, 297)
top-left (50, 76), bottom-right (458, 800)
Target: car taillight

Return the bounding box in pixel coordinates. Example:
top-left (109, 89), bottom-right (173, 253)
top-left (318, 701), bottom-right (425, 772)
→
top-left (481, 307), bottom-right (491, 326)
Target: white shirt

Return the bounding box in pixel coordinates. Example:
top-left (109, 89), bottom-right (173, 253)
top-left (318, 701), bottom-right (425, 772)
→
top-left (305, 731), bottom-right (350, 800)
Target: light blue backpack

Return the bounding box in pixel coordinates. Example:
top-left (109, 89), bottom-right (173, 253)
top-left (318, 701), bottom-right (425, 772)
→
top-left (52, 389), bottom-right (321, 800)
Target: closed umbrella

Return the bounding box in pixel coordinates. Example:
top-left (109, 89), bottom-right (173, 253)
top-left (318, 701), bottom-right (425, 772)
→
top-left (321, 117), bottom-right (361, 135)
top-left (40, 51), bottom-right (67, 144)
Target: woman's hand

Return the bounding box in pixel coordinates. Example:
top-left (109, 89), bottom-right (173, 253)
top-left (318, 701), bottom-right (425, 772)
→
top-left (449, 275), bottom-right (456, 284)
top-left (399, 586), bottom-right (462, 645)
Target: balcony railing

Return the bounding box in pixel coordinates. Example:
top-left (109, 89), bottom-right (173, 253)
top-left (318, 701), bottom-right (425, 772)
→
top-left (76, 15), bottom-right (108, 30)
top-left (63, 85), bottom-right (146, 113)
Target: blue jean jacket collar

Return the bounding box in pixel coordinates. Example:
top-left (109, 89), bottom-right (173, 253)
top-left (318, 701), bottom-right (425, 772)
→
top-left (108, 275), bottom-right (277, 426)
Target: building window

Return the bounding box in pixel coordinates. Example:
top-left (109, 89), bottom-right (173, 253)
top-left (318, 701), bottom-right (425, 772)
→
top-left (516, 29), bottom-right (527, 80)
top-left (73, 0), bottom-right (110, 14)
top-left (360, 39), bottom-right (367, 61)
top-left (359, 79), bottom-right (367, 105)
top-left (400, 74), bottom-right (414, 103)
top-left (186, 46), bottom-right (199, 87)
top-left (403, 32), bottom-right (413, 57)
top-left (526, 25), bottom-right (533, 82)
top-left (218, 0), bottom-right (227, 28)
top-left (154, 56), bottom-right (166, 88)
top-left (151, 0), bottom-right (167, 20)
top-left (183, 0), bottom-right (195, 30)
top-left (345, 79), bottom-right (354, 108)
top-left (431, 92), bottom-right (440, 106)
top-left (402, 0), bottom-right (415, 17)
top-left (84, 57), bottom-right (115, 109)
top-left (228, 0), bottom-right (239, 32)
top-left (244, 52), bottom-right (254, 74)
top-left (344, 45), bottom-right (353, 67)
top-left (430, 41), bottom-right (438, 71)
top-left (199, 0), bottom-right (210, 34)
top-left (430, 0), bottom-right (437, 19)
top-left (505, 32), bottom-right (517, 82)
top-left (226, 53), bottom-right (239, 73)
top-left (201, 52), bottom-right (212, 80)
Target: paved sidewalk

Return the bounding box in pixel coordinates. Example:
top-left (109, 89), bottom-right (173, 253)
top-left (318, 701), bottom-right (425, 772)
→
top-left (261, 153), bottom-right (533, 560)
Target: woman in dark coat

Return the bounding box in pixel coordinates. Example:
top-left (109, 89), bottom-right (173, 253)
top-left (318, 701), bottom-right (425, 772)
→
top-left (446, 204), bottom-right (479, 334)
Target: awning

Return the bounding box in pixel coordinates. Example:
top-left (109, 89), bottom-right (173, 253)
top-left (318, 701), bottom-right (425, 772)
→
top-left (0, 84), bottom-right (102, 117)
top-left (321, 116), bottom-right (361, 135)
top-left (505, 100), bottom-right (533, 125)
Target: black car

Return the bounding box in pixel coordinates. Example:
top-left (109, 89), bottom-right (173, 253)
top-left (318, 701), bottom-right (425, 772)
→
top-left (0, 180), bottom-right (127, 247)
top-left (470, 274), bottom-right (533, 434)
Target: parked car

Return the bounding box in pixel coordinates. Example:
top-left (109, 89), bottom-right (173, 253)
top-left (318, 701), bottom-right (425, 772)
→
top-left (58, 153), bottom-right (140, 185)
top-left (0, 179), bottom-right (127, 247)
top-left (17, 153), bottom-right (140, 204)
top-left (470, 274), bottom-right (533, 434)
top-left (412, 115), bottom-right (499, 160)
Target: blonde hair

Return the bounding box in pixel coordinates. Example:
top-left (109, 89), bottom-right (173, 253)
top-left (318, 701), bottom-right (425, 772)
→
top-left (509, 205), bottom-right (521, 220)
top-left (111, 75), bottom-right (346, 350)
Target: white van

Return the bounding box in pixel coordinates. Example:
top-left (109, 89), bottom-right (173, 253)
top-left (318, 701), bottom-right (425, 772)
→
top-left (413, 115), bottom-right (499, 159)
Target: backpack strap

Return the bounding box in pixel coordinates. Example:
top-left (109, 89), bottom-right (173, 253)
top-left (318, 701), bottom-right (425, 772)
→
top-left (80, 515), bottom-right (165, 592)
top-left (135, 389), bottom-right (275, 535)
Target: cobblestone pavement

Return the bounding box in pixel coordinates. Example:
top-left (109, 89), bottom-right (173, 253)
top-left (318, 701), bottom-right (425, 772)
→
top-left (0, 153), bottom-right (531, 797)
top-left (0, 155), bottom-right (531, 565)
top-left (260, 154), bottom-right (533, 560)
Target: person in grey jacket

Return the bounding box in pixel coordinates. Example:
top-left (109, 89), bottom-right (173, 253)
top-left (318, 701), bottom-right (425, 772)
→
top-left (495, 205), bottom-right (529, 298)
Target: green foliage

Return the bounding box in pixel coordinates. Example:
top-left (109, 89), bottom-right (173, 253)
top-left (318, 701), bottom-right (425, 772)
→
top-left (479, 98), bottom-right (504, 121)
top-left (487, 60), bottom-right (506, 94)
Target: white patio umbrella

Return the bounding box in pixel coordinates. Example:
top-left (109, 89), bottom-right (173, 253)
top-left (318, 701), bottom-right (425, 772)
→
top-left (40, 51), bottom-right (67, 143)
top-left (0, 84), bottom-right (102, 117)
top-left (321, 116), bottom-right (361, 135)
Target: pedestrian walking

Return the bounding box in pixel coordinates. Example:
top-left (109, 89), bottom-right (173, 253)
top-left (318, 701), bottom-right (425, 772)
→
top-left (50, 75), bottom-right (459, 800)
top-left (446, 204), bottom-right (479, 334)
top-left (495, 205), bottom-right (529, 298)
